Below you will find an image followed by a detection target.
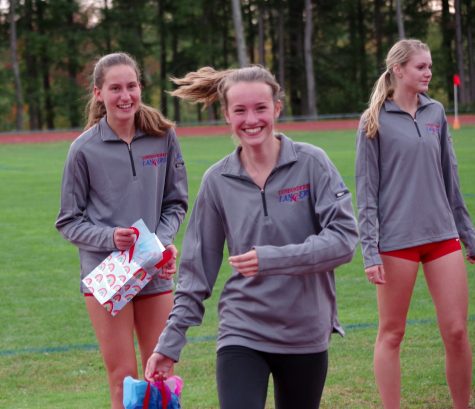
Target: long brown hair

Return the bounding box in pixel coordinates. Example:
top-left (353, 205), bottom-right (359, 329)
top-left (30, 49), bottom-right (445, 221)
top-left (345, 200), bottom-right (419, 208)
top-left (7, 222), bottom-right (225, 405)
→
top-left (85, 52), bottom-right (173, 136)
top-left (363, 39), bottom-right (430, 138)
top-left (169, 65), bottom-right (284, 110)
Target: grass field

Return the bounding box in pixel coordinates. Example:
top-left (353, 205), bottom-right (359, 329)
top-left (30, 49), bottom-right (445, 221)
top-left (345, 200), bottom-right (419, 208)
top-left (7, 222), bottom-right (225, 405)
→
top-left (0, 127), bottom-right (474, 408)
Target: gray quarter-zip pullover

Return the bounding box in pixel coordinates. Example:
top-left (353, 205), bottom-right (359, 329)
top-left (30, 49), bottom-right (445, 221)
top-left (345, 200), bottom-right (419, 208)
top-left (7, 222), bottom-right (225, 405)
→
top-left (156, 134), bottom-right (358, 361)
top-left (56, 117), bottom-right (188, 293)
top-left (356, 94), bottom-right (475, 268)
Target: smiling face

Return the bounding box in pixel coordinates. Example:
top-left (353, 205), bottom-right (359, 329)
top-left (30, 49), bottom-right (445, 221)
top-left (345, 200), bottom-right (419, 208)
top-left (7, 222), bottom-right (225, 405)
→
top-left (394, 50), bottom-right (432, 95)
top-left (94, 64), bottom-right (141, 127)
top-left (224, 81), bottom-right (281, 149)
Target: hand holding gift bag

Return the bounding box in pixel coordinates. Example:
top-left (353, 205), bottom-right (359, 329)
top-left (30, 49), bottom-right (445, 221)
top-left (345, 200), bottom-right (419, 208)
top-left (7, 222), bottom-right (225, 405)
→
top-left (123, 375), bottom-right (183, 409)
top-left (82, 219), bottom-right (173, 316)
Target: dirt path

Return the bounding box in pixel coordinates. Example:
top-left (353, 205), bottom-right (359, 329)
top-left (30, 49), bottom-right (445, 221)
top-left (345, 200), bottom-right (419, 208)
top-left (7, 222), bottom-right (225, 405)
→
top-left (1, 115), bottom-right (474, 145)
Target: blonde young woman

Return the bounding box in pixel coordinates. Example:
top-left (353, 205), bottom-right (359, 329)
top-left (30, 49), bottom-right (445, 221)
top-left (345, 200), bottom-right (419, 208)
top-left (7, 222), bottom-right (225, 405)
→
top-left (56, 52), bottom-right (188, 409)
top-left (355, 39), bottom-right (475, 409)
top-left (145, 65), bottom-right (358, 409)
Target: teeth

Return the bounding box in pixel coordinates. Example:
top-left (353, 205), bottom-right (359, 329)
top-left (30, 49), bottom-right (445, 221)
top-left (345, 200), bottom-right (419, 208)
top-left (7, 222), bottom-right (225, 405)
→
top-left (118, 104), bottom-right (132, 109)
top-left (244, 127), bottom-right (262, 134)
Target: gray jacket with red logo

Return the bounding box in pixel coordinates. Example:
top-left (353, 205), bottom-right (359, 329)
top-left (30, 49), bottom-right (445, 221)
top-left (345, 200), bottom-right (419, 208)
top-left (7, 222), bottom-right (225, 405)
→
top-left (355, 94), bottom-right (475, 268)
top-left (55, 116), bottom-right (188, 293)
top-left (156, 134), bottom-right (358, 361)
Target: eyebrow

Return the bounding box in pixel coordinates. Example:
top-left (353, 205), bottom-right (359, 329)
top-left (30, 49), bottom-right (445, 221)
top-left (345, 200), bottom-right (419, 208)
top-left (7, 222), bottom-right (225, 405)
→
top-left (108, 81), bottom-right (138, 86)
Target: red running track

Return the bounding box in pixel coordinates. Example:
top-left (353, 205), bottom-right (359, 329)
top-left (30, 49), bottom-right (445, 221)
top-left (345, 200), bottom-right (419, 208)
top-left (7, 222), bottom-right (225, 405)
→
top-left (1, 115), bottom-right (474, 144)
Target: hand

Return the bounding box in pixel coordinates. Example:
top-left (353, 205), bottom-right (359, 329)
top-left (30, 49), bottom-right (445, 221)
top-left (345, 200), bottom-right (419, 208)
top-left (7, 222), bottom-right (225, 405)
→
top-left (145, 352), bottom-right (174, 382)
top-left (229, 249), bottom-right (259, 277)
top-left (467, 255), bottom-right (475, 264)
top-left (158, 244), bottom-right (178, 279)
top-left (113, 227), bottom-right (137, 250)
top-left (365, 264), bottom-right (386, 285)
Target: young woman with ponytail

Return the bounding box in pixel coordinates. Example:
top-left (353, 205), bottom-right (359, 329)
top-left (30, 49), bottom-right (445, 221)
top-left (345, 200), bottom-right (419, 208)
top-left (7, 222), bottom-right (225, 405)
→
top-left (355, 39), bottom-right (475, 409)
top-left (145, 65), bottom-right (358, 409)
top-left (56, 52), bottom-right (188, 409)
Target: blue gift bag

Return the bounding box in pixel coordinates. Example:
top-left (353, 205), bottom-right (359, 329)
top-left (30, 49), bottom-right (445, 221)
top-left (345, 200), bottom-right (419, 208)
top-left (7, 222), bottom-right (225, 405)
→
top-left (123, 376), bottom-right (182, 409)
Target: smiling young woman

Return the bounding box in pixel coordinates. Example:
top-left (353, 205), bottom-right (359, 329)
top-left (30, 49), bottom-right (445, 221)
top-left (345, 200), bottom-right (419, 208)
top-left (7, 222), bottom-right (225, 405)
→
top-left (92, 64), bottom-right (142, 143)
top-left (144, 65), bottom-right (359, 409)
top-left (56, 52), bottom-right (188, 409)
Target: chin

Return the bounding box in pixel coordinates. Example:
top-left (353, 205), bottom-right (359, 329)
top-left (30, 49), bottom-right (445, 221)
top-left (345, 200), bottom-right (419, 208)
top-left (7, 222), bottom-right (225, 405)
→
top-left (117, 111), bottom-right (136, 120)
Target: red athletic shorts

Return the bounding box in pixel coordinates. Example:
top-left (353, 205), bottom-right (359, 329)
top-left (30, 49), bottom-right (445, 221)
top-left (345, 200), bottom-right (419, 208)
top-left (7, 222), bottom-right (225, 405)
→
top-left (380, 238), bottom-right (461, 264)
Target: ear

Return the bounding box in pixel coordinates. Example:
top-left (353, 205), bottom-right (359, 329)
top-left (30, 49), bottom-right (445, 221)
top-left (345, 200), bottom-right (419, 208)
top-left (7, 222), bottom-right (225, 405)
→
top-left (393, 64), bottom-right (403, 79)
top-left (93, 86), bottom-right (102, 102)
top-left (223, 107), bottom-right (231, 124)
top-left (274, 99), bottom-right (282, 119)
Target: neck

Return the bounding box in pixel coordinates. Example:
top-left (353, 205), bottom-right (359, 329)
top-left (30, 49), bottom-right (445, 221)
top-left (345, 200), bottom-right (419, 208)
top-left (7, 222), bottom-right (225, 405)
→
top-left (241, 136), bottom-right (280, 168)
top-left (107, 117), bottom-right (136, 144)
top-left (392, 89), bottom-right (419, 116)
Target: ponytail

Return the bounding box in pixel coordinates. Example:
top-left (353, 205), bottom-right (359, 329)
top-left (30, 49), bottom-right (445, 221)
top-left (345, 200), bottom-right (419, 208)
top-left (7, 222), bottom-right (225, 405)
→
top-left (85, 99), bottom-right (107, 130)
top-left (364, 70), bottom-right (394, 138)
top-left (170, 67), bottom-right (234, 108)
top-left (170, 65), bottom-right (283, 110)
top-left (135, 104), bottom-right (174, 137)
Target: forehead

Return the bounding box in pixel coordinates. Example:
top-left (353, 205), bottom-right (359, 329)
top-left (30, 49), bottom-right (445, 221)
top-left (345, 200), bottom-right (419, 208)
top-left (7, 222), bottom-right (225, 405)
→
top-left (407, 50), bottom-right (432, 64)
top-left (103, 64), bottom-right (138, 82)
top-left (226, 81), bottom-right (274, 105)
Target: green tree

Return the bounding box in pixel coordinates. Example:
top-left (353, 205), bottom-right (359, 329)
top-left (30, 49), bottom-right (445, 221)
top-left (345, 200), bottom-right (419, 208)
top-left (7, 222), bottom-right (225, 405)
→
top-left (1, 0), bottom-right (474, 131)
top-left (9, 0), bottom-right (24, 130)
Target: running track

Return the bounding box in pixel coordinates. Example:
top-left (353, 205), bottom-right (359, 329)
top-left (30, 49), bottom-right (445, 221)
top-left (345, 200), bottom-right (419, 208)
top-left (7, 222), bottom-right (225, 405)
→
top-left (1, 114), bottom-right (474, 144)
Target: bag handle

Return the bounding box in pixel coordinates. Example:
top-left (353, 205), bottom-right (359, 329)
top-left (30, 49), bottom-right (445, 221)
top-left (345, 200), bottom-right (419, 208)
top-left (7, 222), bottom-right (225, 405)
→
top-left (154, 248), bottom-right (173, 270)
top-left (158, 380), bottom-right (169, 409)
top-left (142, 380), bottom-right (169, 409)
top-left (120, 227), bottom-right (140, 263)
top-left (143, 381), bottom-right (151, 408)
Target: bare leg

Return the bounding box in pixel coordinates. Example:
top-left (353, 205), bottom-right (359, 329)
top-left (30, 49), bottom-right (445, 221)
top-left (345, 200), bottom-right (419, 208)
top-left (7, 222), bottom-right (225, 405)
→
top-left (133, 292), bottom-right (174, 374)
top-left (423, 250), bottom-right (471, 409)
top-left (375, 255), bottom-right (419, 409)
top-left (85, 297), bottom-right (138, 409)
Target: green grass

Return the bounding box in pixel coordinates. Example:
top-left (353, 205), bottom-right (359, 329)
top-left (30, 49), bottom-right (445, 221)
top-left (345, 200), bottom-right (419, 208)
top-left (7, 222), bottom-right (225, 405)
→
top-left (0, 127), bottom-right (474, 408)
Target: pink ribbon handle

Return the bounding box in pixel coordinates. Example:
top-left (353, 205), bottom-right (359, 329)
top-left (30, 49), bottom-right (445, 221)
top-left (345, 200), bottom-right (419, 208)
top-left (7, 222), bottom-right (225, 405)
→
top-left (143, 381), bottom-right (151, 409)
top-left (159, 380), bottom-right (169, 409)
top-left (127, 227), bottom-right (140, 262)
top-left (142, 380), bottom-right (168, 409)
top-left (154, 248), bottom-right (173, 270)
top-left (120, 227), bottom-right (140, 263)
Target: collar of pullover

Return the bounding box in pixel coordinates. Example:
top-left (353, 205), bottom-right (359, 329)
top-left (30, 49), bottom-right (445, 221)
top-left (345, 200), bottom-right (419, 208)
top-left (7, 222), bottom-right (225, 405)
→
top-left (221, 133), bottom-right (298, 178)
top-left (98, 116), bottom-right (146, 142)
top-left (384, 93), bottom-right (434, 114)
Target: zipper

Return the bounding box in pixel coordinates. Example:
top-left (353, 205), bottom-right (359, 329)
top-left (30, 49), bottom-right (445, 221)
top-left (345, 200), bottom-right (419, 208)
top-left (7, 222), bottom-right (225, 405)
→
top-left (413, 118), bottom-right (422, 138)
top-left (127, 144), bottom-right (137, 177)
top-left (260, 189), bottom-right (268, 216)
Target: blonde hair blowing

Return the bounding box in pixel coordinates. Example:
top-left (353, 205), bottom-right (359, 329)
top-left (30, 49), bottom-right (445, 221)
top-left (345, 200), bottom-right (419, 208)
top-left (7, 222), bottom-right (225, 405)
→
top-left (364, 39), bottom-right (430, 138)
top-left (170, 65), bottom-right (284, 110)
top-left (85, 52), bottom-right (173, 136)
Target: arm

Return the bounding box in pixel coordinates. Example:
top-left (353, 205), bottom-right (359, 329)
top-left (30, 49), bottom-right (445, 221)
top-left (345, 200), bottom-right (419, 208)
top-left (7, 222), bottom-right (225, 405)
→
top-left (254, 151), bottom-right (359, 276)
top-left (154, 177), bottom-right (226, 362)
top-left (55, 143), bottom-right (116, 251)
top-left (155, 128), bottom-right (188, 247)
top-left (145, 352), bottom-right (174, 381)
top-left (439, 114), bottom-right (475, 258)
top-left (365, 264), bottom-right (386, 285)
top-left (355, 121), bottom-right (382, 268)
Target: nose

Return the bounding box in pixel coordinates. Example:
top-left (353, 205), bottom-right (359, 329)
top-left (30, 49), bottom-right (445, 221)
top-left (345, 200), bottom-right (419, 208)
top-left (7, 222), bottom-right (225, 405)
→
top-left (119, 89), bottom-right (131, 100)
top-left (245, 110), bottom-right (258, 124)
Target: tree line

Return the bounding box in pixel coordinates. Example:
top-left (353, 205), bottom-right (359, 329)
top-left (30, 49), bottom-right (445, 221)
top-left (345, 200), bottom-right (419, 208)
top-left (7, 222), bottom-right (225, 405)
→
top-left (1, 0), bottom-right (474, 132)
